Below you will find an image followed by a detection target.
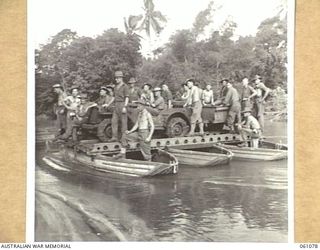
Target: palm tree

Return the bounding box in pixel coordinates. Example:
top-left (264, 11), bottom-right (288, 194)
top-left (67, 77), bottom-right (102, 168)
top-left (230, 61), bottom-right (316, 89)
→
top-left (124, 15), bottom-right (143, 36)
top-left (138, 0), bottom-right (167, 38)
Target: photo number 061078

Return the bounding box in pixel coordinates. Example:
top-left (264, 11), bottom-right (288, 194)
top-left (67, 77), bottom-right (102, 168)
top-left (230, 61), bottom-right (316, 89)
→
top-left (31, 0), bottom-right (291, 243)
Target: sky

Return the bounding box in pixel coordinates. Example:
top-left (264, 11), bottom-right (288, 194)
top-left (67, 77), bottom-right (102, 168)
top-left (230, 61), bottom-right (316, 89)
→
top-left (29, 0), bottom-right (286, 53)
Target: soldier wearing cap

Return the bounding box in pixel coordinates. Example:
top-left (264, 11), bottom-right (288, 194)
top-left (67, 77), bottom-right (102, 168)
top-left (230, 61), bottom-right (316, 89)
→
top-left (116, 101), bottom-right (154, 161)
top-left (252, 75), bottom-right (270, 131)
top-left (127, 77), bottom-right (142, 103)
top-left (140, 83), bottom-right (154, 105)
top-left (237, 107), bottom-right (262, 147)
top-left (59, 93), bottom-right (97, 141)
top-left (222, 81), bottom-right (241, 132)
top-left (109, 71), bottom-right (130, 142)
top-left (145, 87), bottom-right (165, 116)
top-left (52, 84), bottom-right (68, 136)
top-left (161, 84), bottom-right (173, 109)
top-left (239, 77), bottom-right (257, 110)
top-left (184, 78), bottom-right (204, 136)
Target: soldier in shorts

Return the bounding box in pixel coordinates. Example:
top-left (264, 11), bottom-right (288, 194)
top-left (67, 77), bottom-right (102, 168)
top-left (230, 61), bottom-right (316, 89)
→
top-left (223, 81), bottom-right (241, 132)
top-left (109, 71), bottom-right (129, 142)
top-left (184, 79), bottom-right (204, 136)
top-left (116, 101), bottom-right (154, 161)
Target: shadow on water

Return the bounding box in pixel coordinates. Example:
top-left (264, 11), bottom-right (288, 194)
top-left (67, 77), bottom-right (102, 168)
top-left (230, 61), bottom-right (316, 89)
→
top-left (35, 121), bottom-right (288, 242)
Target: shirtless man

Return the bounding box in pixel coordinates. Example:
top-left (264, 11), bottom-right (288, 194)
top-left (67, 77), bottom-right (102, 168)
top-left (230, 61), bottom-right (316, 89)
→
top-left (140, 83), bottom-right (154, 104)
top-left (253, 75), bottom-right (270, 131)
top-left (202, 84), bottom-right (215, 106)
top-left (239, 77), bottom-right (257, 110)
top-left (116, 102), bottom-right (155, 161)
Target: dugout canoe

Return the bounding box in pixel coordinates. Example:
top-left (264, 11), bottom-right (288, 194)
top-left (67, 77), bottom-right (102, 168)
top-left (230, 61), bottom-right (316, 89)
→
top-left (220, 140), bottom-right (287, 161)
top-left (42, 146), bottom-right (179, 177)
top-left (166, 144), bottom-right (233, 167)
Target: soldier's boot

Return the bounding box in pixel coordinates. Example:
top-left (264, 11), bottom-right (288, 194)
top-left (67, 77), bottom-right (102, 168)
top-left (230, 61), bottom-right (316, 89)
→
top-left (199, 123), bottom-right (204, 135)
top-left (187, 123), bottom-right (196, 136)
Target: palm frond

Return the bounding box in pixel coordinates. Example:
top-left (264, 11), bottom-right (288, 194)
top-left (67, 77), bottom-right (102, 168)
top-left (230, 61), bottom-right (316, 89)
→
top-left (124, 17), bottom-right (129, 33)
top-left (153, 11), bottom-right (167, 23)
top-left (128, 15), bottom-right (143, 30)
top-left (145, 0), bottom-right (155, 12)
top-left (145, 18), bottom-right (151, 37)
top-left (150, 17), bottom-right (163, 35)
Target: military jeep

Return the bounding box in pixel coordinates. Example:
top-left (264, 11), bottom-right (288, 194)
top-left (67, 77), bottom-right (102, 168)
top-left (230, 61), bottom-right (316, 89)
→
top-left (148, 101), bottom-right (229, 137)
top-left (78, 101), bottom-right (229, 140)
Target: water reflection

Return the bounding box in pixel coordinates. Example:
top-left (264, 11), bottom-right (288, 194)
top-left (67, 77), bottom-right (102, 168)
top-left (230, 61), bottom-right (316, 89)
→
top-left (35, 121), bottom-right (288, 242)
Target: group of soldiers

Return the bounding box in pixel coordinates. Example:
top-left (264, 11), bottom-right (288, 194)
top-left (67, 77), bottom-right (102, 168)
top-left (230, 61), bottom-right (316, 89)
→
top-left (52, 70), bottom-right (270, 160)
top-left (178, 76), bottom-right (269, 146)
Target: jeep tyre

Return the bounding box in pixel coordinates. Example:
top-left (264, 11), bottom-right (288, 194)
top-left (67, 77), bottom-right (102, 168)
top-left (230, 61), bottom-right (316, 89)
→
top-left (166, 117), bottom-right (189, 137)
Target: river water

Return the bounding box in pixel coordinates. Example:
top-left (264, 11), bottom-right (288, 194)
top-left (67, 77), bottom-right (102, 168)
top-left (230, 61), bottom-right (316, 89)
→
top-left (35, 121), bottom-right (288, 242)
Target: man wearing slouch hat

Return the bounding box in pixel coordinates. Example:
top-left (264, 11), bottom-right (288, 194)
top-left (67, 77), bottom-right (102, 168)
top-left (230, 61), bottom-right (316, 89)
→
top-left (108, 71), bottom-right (130, 142)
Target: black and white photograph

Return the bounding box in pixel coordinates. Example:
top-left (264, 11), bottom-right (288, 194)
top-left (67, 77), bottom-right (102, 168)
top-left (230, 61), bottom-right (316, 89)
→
top-left (31, 0), bottom-right (292, 244)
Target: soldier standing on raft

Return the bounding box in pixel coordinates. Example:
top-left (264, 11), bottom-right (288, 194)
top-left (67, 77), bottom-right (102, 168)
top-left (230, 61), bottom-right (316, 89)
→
top-left (253, 75), bottom-right (270, 131)
top-left (184, 78), bottom-right (204, 136)
top-left (52, 84), bottom-right (68, 137)
top-left (109, 71), bottom-right (130, 142)
top-left (222, 80), bottom-right (241, 132)
top-left (239, 77), bottom-right (257, 110)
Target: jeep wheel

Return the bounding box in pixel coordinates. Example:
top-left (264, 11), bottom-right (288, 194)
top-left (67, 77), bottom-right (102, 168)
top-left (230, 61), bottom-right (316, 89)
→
top-left (166, 117), bottom-right (189, 137)
top-left (104, 124), bottom-right (112, 139)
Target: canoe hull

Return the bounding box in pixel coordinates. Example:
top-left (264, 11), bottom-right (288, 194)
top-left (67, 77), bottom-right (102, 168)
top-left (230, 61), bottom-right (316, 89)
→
top-left (167, 144), bottom-right (233, 167)
top-left (43, 148), bottom-right (178, 177)
top-left (221, 141), bottom-right (287, 161)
